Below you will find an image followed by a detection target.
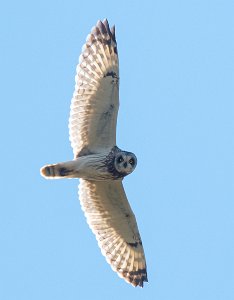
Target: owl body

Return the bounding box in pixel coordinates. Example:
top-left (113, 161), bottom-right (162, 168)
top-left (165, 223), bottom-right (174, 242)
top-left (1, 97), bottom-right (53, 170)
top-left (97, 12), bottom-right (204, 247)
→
top-left (41, 146), bottom-right (137, 181)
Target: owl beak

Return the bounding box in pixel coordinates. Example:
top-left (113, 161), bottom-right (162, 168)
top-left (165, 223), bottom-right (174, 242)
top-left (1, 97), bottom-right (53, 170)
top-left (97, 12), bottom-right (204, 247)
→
top-left (123, 162), bottom-right (127, 168)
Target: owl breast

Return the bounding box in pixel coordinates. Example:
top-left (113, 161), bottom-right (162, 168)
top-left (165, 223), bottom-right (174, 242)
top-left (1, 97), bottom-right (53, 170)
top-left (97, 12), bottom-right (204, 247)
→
top-left (70, 146), bottom-right (136, 181)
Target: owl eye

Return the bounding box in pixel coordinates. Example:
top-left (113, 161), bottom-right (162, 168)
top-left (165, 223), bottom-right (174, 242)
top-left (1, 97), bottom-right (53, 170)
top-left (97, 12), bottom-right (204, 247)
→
top-left (129, 158), bottom-right (135, 165)
top-left (117, 156), bottom-right (124, 163)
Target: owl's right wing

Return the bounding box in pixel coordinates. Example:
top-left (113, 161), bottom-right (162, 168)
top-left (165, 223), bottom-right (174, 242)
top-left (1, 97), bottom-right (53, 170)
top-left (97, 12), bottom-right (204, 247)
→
top-left (78, 179), bottom-right (148, 287)
top-left (69, 19), bottom-right (119, 158)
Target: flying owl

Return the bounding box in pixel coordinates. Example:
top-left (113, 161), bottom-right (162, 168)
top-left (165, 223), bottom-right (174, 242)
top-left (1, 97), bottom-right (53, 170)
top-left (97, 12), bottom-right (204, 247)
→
top-left (40, 19), bottom-right (148, 287)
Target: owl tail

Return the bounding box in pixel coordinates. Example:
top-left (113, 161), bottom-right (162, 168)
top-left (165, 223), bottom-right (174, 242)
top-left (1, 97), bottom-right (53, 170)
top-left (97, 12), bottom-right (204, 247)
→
top-left (40, 161), bottom-right (77, 179)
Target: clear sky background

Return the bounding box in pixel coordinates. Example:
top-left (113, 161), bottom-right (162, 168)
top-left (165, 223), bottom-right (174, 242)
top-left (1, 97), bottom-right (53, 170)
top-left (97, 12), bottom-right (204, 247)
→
top-left (0, 0), bottom-right (233, 299)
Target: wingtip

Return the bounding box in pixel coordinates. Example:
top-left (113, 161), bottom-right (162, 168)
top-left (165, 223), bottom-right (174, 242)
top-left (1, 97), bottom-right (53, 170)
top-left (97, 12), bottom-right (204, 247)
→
top-left (110, 25), bottom-right (116, 41)
top-left (102, 18), bottom-right (109, 27)
top-left (121, 271), bottom-right (148, 288)
top-left (95, 18), bottom-right (114, 38)
top-left (96, 19), bottom-right (103, 27)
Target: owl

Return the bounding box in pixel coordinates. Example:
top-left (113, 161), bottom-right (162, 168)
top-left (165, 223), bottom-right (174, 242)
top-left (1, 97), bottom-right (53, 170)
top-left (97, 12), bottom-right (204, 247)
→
top-left (40, 19), bottom-right (148, 287)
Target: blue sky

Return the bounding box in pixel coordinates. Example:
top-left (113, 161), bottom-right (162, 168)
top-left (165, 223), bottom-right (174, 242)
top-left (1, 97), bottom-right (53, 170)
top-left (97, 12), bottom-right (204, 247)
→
top-left (0, 0), bottom-right (233, 299)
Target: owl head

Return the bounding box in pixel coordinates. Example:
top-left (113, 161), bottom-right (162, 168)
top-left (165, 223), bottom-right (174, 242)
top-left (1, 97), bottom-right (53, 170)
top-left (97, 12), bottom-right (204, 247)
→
top-left (114, 151), bottom-right (137, 175)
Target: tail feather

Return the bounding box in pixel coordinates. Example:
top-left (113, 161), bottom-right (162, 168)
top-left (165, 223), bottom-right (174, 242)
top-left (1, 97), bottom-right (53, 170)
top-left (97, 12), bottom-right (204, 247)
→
top-left (40, 162), bottom-right (76, 179)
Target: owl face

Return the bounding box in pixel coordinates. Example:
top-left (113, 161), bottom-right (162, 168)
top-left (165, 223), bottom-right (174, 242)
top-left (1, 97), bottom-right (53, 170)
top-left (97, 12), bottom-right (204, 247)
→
top-left (114, 151), bottom-right (137, 175)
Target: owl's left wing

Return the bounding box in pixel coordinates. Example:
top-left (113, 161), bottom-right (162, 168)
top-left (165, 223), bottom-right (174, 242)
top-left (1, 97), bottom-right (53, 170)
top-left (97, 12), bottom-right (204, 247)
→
top-left (78, 179), bottom-right (148, 287)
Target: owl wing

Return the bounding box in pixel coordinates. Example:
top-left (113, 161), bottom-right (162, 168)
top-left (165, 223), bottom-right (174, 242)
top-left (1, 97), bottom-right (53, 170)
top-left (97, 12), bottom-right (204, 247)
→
top-left (78, 179), bottom-right (148, 287)
top-left (69, 19), bottom-right (119, 158)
